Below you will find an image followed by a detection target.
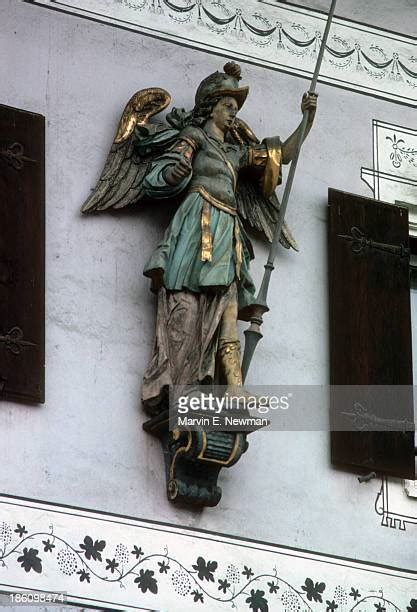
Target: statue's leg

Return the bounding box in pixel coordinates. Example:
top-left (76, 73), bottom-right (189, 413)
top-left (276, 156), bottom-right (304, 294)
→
top-left (217, 284), bottom-right (268, 420)
top-left (218, 286), bottom-right (243, 387)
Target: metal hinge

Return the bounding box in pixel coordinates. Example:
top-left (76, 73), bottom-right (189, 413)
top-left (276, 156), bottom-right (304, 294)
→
top-left (338, 226), bottom-right (410, 258)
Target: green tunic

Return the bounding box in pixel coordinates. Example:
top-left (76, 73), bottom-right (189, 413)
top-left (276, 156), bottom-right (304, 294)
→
top-left (143, 125), bottom-right (257, 318)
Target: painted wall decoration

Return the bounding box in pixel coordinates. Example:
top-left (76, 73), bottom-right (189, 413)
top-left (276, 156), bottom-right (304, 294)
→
top-left (0, 494), bottom-right (415, 611)
top-left (26, 0), bottom-right (417, 106)
top-left (376, 477), bottom-right (417, 531)
top-left (361, 120), bottom-right (417, 234)
top-left (361, 120), bottom-right (417, 533)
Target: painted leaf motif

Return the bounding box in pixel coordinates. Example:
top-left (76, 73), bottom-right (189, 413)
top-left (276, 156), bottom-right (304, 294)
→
top-left (245, 589), bottom-right (269, 611)
top-left (407, 599), bottom-right (417, 612)
top-left (14, 524), bottom-right (28, 538)
top-left (134, 569), bottom-right (158, 594)
top-left (79, 536), bottom-right (106, 561)
top-left (301, 577), bottom-right (326, 602)
top-left (192, 556), bottom-right (218, 582)
top-left (349, 587), bottom-right (361, 601)
top-left (191, 589), bottom-right (204, 603)
top-left (17, 547), bottom-right (42, 573)
top-left (77, 569), bottom-right (91, 583)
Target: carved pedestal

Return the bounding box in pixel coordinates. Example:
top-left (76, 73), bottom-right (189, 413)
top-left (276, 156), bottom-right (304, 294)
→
top-left (143, 412), bottom-right (248, 507)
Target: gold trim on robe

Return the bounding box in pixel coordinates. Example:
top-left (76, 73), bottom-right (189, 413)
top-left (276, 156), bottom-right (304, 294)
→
top-left (189, 185), bottom-right (242, 278)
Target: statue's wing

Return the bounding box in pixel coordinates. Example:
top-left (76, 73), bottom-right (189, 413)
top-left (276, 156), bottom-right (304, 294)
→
top-left (236, 178), bottom-right (298, 250)
top-left (81, 88), bottom-right (171, 214)
top-left (230, 118), bottom-right (298, 251)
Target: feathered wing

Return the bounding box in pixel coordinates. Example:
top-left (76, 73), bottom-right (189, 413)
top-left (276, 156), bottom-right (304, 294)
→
top-left (81, 88), bottom-right (172, 214)
top-left (230, 119), bottom-right (298, 251)
top-left (236, 177), bottom-right (298, 251)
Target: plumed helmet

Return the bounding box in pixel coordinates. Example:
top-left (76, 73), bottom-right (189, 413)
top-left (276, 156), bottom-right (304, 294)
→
top-left (194, 62), bottom-right (249, 110)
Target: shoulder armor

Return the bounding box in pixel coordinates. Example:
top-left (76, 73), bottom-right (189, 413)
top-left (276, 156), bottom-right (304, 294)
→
top-left (179, 125), bottom-right (205, 150)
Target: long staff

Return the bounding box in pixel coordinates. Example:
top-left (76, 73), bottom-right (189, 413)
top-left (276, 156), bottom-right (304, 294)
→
top-left (241, 0), bottom-right (338, 381)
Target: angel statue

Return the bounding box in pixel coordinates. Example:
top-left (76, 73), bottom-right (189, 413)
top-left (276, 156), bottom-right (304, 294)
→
top-left (82, 62), bottom-right (317, 507)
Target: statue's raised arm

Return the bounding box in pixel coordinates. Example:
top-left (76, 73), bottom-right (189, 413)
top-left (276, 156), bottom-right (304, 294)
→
top-left (281, 92), bottom-right (318, 164)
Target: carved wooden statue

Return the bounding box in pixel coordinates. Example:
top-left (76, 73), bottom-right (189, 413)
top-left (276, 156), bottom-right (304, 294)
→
top-left (81, 62), bottom-right (317, 507)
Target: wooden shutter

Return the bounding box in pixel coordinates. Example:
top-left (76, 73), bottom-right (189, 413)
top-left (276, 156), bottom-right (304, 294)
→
top-left (0, 104), bottom-right (45, 403)
top-left (328, 188), bottom-right (415, 479)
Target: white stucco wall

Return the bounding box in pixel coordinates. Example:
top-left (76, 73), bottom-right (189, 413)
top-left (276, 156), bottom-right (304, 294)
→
top-left (0, 0), bottom-right (416, 590)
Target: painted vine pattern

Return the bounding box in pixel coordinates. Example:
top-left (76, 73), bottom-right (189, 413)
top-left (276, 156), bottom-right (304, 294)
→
top-left (116, 0), bottom-right (417, 89)
top-left (0, 522), bottom-right (415, 610)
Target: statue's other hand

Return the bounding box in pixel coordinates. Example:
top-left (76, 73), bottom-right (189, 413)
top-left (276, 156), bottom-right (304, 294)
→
top-left (164, 159), bottom-right (192, 186)
top-left (301, 92), bottom-right (318, 122)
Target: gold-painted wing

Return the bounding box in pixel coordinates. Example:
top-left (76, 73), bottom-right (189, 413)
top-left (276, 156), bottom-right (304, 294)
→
top-left (230, 119), bottom-right (298, 251)
top-left (81, 88), bottom-right (171, 214)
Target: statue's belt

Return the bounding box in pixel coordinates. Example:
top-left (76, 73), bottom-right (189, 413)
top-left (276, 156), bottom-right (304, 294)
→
top-left (189, 185), bottom-right (242, 278)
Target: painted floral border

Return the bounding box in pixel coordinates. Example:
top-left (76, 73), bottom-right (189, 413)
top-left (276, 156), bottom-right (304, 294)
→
top-left (0, 520), bottom-right (415, 611)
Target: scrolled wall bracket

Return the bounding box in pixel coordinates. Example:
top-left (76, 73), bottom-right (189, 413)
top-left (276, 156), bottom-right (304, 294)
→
top-left (143, 412), bottom-right (248, 507)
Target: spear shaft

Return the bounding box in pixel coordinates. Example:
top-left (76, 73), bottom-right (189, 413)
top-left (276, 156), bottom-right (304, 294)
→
top-left (241, 0), bottom-right (338, 381)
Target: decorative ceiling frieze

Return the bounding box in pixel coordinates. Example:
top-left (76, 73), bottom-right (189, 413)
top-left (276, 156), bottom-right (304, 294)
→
top-left (25, 0), bottom-right (417, 106)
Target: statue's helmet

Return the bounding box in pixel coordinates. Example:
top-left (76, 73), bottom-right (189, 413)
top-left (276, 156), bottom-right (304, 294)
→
top-left (194, 61), bottom-right (249, 110)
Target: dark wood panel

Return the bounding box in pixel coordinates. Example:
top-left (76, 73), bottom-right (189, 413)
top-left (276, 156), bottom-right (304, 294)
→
top-left (328, 188), bottom-right (415, 479)
top-left (0, 104), bottom-right (45, 403)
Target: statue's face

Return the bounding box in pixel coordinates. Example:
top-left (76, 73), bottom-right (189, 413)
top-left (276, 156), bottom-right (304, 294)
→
top-left (211, 96), bottom-right (238, 132)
